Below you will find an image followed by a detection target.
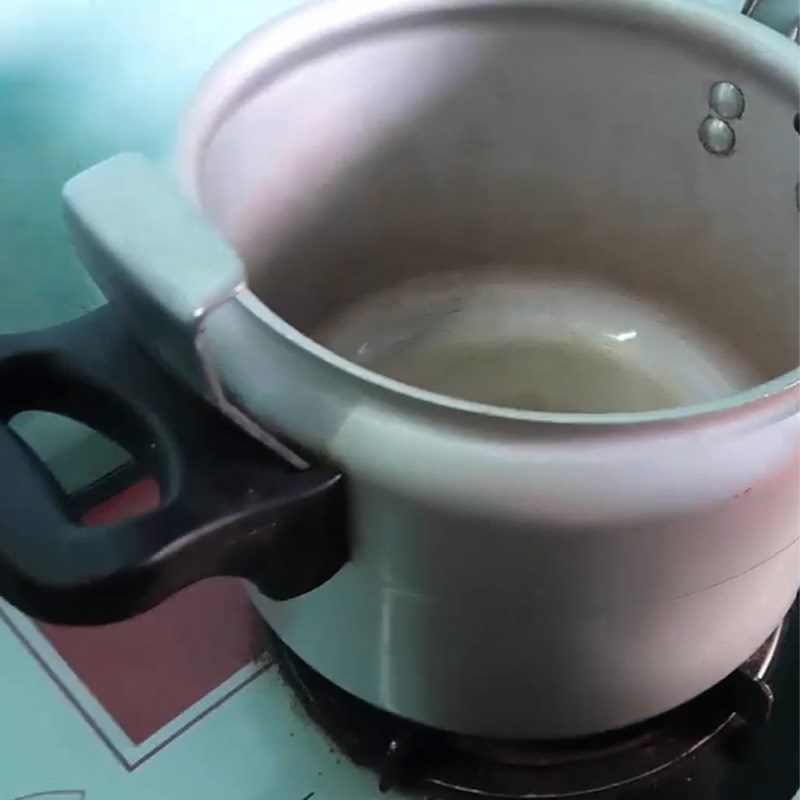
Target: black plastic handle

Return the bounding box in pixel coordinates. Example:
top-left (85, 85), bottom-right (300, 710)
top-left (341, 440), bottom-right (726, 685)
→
top-left (0, 305), bottom-right (348, 625)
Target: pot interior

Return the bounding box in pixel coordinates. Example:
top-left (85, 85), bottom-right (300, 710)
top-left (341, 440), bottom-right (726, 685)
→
top-left (196, 7), bottom-right (799, 413)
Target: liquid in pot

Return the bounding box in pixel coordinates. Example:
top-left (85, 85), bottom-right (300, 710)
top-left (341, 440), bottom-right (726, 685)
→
top-left (316, 270), bottom-right (760, 413)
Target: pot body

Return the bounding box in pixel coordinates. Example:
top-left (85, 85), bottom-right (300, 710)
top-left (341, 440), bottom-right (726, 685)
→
top-left (75, 0), bottom-right (800, 737)
top-left (217, 291), bottom-right (800, 738)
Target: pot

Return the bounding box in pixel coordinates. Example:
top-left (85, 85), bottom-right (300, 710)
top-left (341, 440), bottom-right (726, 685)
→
top-left (0, 0), bottom-right (798, 739)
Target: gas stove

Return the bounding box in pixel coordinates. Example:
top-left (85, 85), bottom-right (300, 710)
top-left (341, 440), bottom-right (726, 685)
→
top-left (0, 1), bottom-right (797, 798)
top-left (0, 473), bottom-right (797, 800)
top-left (271, 609), bottom-right (799, 800)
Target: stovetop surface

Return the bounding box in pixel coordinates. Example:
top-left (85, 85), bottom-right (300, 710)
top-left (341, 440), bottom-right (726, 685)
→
top-left (1, 477), bottom-right (797, 800)
top-left (0, 486), bottom-right (409, 800)
top-left (0, 1), bottom-right (796, 798)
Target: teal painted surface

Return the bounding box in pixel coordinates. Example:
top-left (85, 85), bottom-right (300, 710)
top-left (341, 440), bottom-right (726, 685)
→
top-left (746, 0), bottom-right (799, 37)
top-left (9, 411), bottom-right (131, 492)
top-left (0, 0), bottom-right (297, 489)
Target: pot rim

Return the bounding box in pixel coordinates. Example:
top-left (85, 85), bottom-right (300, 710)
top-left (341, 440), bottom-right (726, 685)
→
top-left (175, 0), bottom-right (800, 428)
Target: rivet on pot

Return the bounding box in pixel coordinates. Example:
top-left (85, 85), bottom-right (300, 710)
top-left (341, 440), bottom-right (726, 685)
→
top-left (709, 82), bottom-right (745, 120)
top-left (699, 116), bottom-right (735, 156)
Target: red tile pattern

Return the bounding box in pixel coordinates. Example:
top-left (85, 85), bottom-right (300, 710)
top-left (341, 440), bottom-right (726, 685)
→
top-left (36, 479), bottom-right (267, 744)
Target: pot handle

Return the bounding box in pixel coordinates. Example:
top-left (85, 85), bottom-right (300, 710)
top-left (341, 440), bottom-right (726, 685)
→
top-left (0, 306), bottom-right (348, 625)
top-left (62, 153), bottom-right (246, 403)
top-left (63, 152), bottom-right (309, 468)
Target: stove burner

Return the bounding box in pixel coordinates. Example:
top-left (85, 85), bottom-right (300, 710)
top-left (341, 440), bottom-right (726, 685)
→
top-left (271, 614), bottom-right (794, 800)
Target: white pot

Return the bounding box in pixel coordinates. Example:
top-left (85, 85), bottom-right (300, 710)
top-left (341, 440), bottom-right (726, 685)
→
top-left (57, 0), bottom-right (800, 737)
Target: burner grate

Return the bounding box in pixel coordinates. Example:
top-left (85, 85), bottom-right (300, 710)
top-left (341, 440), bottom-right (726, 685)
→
top-left (271, 618), bottom-right (790, 799)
